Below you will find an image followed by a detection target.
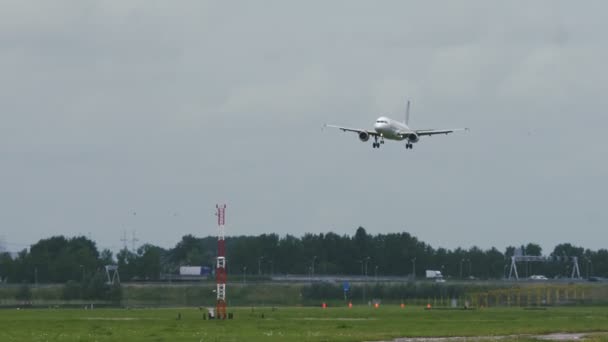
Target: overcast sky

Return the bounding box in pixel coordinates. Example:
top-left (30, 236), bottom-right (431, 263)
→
top-left (1, 1), bottom-right (607, 255)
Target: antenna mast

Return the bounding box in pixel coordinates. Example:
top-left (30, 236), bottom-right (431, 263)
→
top-left (215, 204), bottom-right (227, 319)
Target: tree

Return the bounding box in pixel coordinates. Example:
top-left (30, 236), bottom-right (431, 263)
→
top-left (525, 243), bottom-right (542, 256)
top-left (170, 234), bottom-right (204, 265)
top-left (0, 252), bottom-right (13, 282)
top-left (552, 243), bottom-right (584, 258)
top-left (6, 230), bottom-right (608, 284)
top-left (116, 248), bottom-right (137, 281)
top-left (354, 226), bottom-right (370, 258)
top-left (136, 244), bottom-right (164, 280)
top-left (504, 246), bottom-right (516, 258)
top-left (27, 236), bottom-right (100, 283)
top-left (100, 249), bottom-right (114, 265)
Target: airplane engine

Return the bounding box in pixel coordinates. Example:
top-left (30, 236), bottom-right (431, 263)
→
top-left (407, 134), bottom-right (420, 143)
top-left (358, 131), bottom-right (370, 142)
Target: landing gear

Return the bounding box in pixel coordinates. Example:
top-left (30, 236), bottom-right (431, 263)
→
top-left (372, 136), bottom-right (381, 149)
top-left (405, 143), bottom-right (413, 150)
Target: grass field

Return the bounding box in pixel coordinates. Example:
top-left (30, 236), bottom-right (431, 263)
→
top-left (1, 305), bottom-right (608, 341)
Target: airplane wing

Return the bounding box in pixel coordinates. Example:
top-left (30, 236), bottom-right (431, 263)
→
top-left (324, 124), bottom-right (380, 136)
top-left (415, 128), bottom-right (469, 136)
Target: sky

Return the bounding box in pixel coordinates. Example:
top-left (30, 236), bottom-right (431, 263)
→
top-left (1, 1), bottom-right (607, 255)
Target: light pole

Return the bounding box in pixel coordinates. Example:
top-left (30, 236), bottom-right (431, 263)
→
top-left (585, 257), bottom-right (593, 279)
top-left (242, 266), bottom-right (247, 285)
top-left (258, 256), bottom-right (264, 276)
top-left (79, 265), bottom-right (85, 283)
top-left (308, 266), bottom-right (312, 283)
top-left (374, 265), bottom-right (378, 283)
top-left (468, 259), bottom-right (472, 278)
top-left (411, 257), bottom-right (416, 279)
top-left (269, 260), bottom-right (274, 277)
top-left (460, 259), bottom-right (467, 279)
top-left (364, 257), bottom-right (370, 279)
top-left (311, 256), bottom-right (317, 278)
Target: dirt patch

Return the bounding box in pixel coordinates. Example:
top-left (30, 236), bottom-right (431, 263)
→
top-left (82, 317), bottom-right (146, 321)
top-left (298, 317), bottom-right (378, 321)
top-left (375, 332), bottom-right (603, 341)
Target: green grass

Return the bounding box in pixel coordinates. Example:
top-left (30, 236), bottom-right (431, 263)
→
top-left (1, 306), bottom-right (608, 341)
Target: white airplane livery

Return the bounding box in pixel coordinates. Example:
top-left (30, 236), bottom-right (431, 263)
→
top-left (325, 101), bottom-right (467, 150)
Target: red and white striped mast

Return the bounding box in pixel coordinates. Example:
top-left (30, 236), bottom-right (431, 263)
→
top-left (215, 204), bottom-right (227, 319)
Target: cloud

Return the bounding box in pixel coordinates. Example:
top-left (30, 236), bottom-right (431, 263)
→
top-left (1, 1), bottom-right (607, 253)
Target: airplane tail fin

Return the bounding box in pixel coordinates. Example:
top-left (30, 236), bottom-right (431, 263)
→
top-left (405, 100), bottom-right (411, 126)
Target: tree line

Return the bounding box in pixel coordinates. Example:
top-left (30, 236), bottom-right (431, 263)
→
top-left (1, 227), bottom-right (607, 284)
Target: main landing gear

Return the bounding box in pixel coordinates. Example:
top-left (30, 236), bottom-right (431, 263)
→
top-left (372, 136), bottom-right (385, 149)
top-left (405, 143), bottom-right (413, 150)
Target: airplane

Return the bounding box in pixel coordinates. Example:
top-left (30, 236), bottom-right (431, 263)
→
top-left (325, 100), bottom-right (468, 150)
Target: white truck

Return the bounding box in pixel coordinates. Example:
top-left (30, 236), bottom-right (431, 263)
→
top-left (426, 270), bottom-right (445, 282)
top-left (179, 266), bottom-right (212, 276)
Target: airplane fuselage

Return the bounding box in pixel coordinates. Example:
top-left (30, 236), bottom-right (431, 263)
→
top-left (373, 116), bottom-right (414, 141)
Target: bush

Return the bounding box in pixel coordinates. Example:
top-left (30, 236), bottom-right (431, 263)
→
top-left (301, 283), bottom-right (343, 301)
top-left (15, 283), bottom-right (32, 301)
top-left (107, 282), bottom-right (122, 303)
top-left (83, 272), bottom-right (109, 300)
top-left (83, 271), bottom-right (122, 302)
top-left (62, 280), bottom-right (82, 300)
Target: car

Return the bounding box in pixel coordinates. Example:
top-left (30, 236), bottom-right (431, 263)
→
top-left (530, 275), bottom-right (548, 280)
top-left (434, 278), bottom-right (446, 283)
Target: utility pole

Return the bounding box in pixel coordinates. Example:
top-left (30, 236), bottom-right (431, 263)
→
top-left (121, 230), bottom-right (128, 251)
top-left (363, 256), bottom-right (370, 305)
top-left (131, 230), bottom-right (139, 252)
top-left (460, 258), bottom-right (465, 279)
top-left (411, 257), bottom-right (416, 279)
